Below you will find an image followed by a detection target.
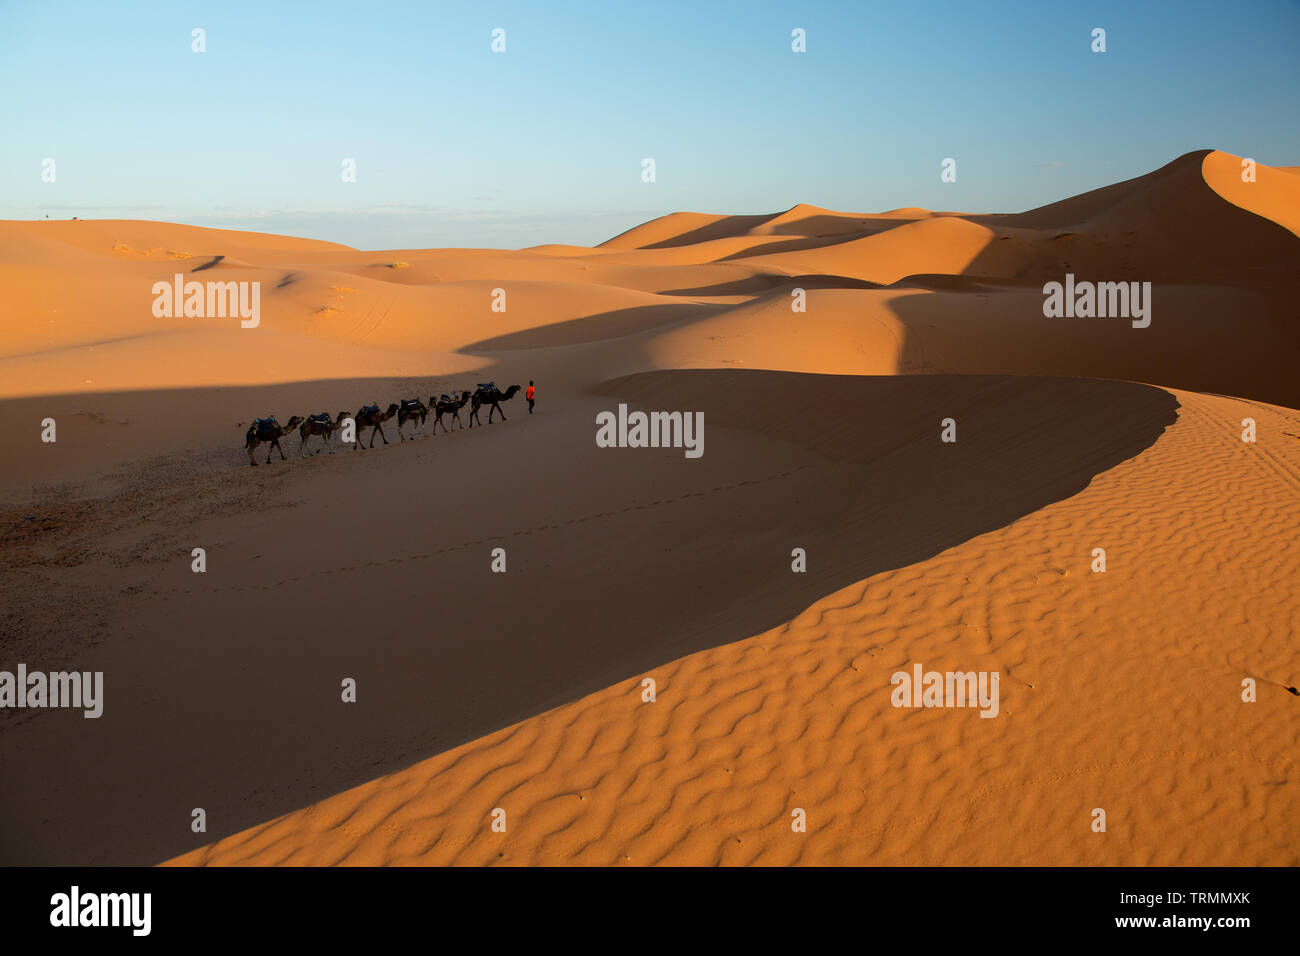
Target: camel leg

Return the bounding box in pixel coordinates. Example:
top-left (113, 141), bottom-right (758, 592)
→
top-left (248, 443), bottom-right (257, 466)
top-left (377, 424), bottom-right (389, 445)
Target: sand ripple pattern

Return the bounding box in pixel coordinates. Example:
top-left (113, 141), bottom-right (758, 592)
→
top-left (169, 389), bottom-right (1299, 866)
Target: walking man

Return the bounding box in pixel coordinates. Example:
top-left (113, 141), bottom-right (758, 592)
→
top-left (526, 380), bottom-right (536, 414)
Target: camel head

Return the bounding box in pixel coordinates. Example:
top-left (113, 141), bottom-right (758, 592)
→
top-left (283, 415), bottom-right (304, 431)
top-left (336, 411), bottom-right (349, 423)
top-left (385, 403), bottom-right (400, 418)
top-left (502, 385), bottom-right (521, 399)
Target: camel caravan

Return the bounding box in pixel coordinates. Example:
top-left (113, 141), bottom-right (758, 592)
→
top-left (243, 383), bottom-right (523, 465)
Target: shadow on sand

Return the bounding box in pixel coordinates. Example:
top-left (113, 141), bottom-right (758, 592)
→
top-left (0, 370), bottom-right (1177, 864)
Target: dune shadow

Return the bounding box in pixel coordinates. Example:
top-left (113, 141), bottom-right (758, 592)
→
top-left (462, 302), bottom-right (719, 351)
top-left (712, 217), bottom-right (919, 262)
top-left (883, 264), bottom-right (1300, 406)
top-left (0, 370), bottom-right (1177, 865)
top-left (660, 273), bottom-right (885, 297)
top-left (629, 213), bottom-right (775, 249)
top-left (190, 255), bottom-right (225, 272)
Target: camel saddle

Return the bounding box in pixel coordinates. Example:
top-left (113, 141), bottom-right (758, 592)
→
top-left (476, 382), bottom-right (498, 394)
top-left (251, 417), bottom-right (279, 439)
top-left (359, 404), bottom-right (380, 416)
top-left (400, 398), bottom-right (423, 410)
top-left (307, 413), bottom-right (333, 425)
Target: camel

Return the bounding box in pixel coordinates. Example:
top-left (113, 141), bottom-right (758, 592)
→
top-left (244, 415), bottom-right (303, 466)
top-left (299, 411), bottom-right (348, 456)
top-left (396, 398), bottom-right (429, 440)
top-left (353, 403), bottom-right (399, 449)
top-left (432, 390), bottom-right (472, 433)
top-left (468, 383), bottom-right (521, 427)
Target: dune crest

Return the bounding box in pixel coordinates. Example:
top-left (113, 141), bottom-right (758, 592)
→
top-left (1201, 149), bottom-right (1300, 237)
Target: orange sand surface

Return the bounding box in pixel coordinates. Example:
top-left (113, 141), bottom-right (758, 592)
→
top-left (0, 150), bottom-right (1295, 866)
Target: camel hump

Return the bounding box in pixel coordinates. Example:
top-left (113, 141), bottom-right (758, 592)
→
top-left (307, 412), bottom-right (331, 424)
top-left (400, 397), bottom-right (422, 408)
top-left (477, 382), bottom-right (497, 392)
top-left (360, 404), bottom-right (379, 415)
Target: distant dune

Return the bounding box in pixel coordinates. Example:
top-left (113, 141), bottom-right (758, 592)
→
top-left (0, 151), bottom-right (1295, 866)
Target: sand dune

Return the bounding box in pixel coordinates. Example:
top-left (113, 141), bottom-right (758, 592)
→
top-left (163, 381), bottom-right (1298, 867)
top-left (737, 216), bottom-right (999, 284)
top-left (1202, 149), bottom-right (1300, 237)
top-left (1, 149), bottom-right (1296, 866)
top-left (600, 211), bottom-right (778, 250)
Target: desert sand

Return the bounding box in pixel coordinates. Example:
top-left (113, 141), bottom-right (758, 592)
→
top-left (0, 149), bottom-right (1295, 866)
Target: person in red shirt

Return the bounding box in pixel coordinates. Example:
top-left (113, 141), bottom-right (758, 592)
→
top-left (526, 381), bottom-right (536, 414)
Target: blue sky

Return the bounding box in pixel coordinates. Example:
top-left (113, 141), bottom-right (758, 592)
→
top-left (2, 0), bottom-right (1297, 249)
